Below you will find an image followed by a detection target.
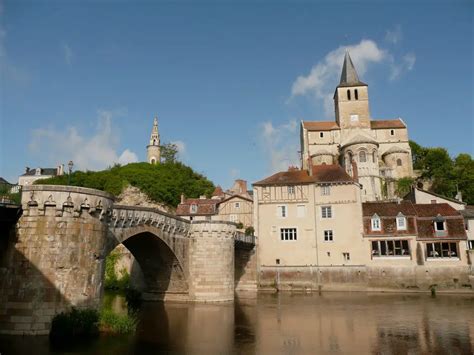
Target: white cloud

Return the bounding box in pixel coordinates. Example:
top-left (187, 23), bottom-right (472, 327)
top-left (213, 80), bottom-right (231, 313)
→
top-left (29, 110), bottom-right (138, 171)
top-left (61, 42), bottom-right (73, 65)
top-left (290, 39), bottom-right (386, 116)
top-left (260, 119), bottom-right (299, 173)
top-left (171, 140), bottom-right (186, 160)
top-left (385, 25), bottom-right (403, 44)
top-left (389, 52), bottom-right (416, 81)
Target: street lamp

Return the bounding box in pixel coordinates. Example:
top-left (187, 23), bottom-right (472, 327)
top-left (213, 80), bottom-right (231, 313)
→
top-left (68, 160), bottom-right (74, 185)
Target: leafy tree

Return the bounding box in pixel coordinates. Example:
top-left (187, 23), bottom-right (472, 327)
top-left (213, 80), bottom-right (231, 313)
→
top-left (396, 177), bottom-right (415, 197)
top-left (160, 143), bottom-right (179, 163)
top-left (409, 140), bottom-right (427, 170)
top-left (36, 162), bottom-right (215, 207)
top-left (453, 153), bottom-right (474, 205)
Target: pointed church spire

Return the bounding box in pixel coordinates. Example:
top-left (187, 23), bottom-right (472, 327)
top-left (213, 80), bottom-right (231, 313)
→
top-left (338, 51), bottom-right (367, 87)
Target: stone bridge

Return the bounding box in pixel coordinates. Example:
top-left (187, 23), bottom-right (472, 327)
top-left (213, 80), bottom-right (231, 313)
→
top-left (0, 185), bottom-right (256, 335)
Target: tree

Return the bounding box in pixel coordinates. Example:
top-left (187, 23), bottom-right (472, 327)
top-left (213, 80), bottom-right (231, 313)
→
top-left (453, 153), bottom-right (474, 205)
top-left (409, 140), bottom-right (427, 170)
top-left (160, 143), bottom-right (179, 163)
top-left (396, 177), bottom-right (415, 197)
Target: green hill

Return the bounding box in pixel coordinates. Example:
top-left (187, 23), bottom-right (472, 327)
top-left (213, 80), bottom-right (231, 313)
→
top-left (36, 162), bottom-right (215, 207)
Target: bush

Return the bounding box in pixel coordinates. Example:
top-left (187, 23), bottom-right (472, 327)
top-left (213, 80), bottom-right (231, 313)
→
top-left (245, 226), bottom-right (255, 236)
top-left (50, 308), bottom-right (99, 341)
top-left (104, 251), bottom-right (130, 291)
top-left (99, 309), bottom-right (138, 334)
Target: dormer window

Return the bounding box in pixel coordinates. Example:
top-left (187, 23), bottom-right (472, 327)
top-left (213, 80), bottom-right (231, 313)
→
top-left (396, 212), bottom-right (407, 231)
top-left (347, 90), bottom-right (351, 100)
top-left (433, 215), bottom-right (447, 236)
top-left (371, 214), bottom-right (381, 231)
top-left (190, 204), bottom-right (198, 214)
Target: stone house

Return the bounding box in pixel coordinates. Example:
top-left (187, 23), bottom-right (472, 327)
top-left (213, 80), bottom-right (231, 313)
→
top-left (176, 180), bottom-right (253, 228)
top-left (18, 165), bottom-right (64, 187)
top-left (300, 52), bottom-right (414, 202)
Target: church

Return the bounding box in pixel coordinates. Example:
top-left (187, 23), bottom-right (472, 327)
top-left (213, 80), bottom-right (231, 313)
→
top-left (300, 52), bottom-right (414, 202)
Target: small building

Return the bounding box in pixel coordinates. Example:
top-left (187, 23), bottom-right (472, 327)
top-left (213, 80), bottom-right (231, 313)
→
top-left (176, 180), bottom-right (254, 228)
top-left (363, 201), bottom-right (468, 265)
top-left (18, 166), bottom-right (64, 187)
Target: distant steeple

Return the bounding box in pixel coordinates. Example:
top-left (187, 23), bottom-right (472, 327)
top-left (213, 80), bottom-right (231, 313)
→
top-left (147, 116), bottom-right (161, 164)
top-left (338, 51), bottom-right (367, 87)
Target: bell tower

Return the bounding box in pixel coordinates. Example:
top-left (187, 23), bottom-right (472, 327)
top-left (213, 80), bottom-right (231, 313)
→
top-left (147, 117), bottom-right (161, 164)
top-left (334, 52), bottom-right (371, 129)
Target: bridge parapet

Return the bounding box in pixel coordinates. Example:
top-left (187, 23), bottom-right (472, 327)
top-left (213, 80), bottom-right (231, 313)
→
top-left (110, 205), bottom-right (191, 236)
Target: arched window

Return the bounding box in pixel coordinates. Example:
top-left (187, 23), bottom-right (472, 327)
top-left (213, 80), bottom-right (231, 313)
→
top-left (390, 130), bottom-right (395, 136)
top-left (372, 151), bottom-right (377, 163)
top-left (397, 159), bottom-right (402, 166)
top-left (355, 89), bottom-right (359, 100)
top-left (150, 158), bottom-right (155, 164)
top-left (347, 90), bottom-right (351, 100)
top-left (359, 151), bottom-right (367, 163)
top-left (347, 152), bottom-right (353, 163)
top-left (371, 214), bottom-right (381, 231)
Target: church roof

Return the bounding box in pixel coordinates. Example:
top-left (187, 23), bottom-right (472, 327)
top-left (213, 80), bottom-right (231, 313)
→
top-left (382, 146), bottom-right (409, 156)
top-left (370, 119), bottom-right (406, 129)
top-left (302, 121), bottom-right (340, 131)
top-left (341, 134), bottom-right (378, 148)
top-left (338, 52), bottom-right (367, 87)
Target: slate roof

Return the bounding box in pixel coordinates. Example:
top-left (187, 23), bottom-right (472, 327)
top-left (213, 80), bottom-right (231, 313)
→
top-left (253, 164), bottom-right (354, 186)
top-left (21, 168), bottom-right (58, 177)
top-left (370, 119), bottom-right (406, 129)
top-left (338, 52), bottom-right (367, 87)
top-left (363, 201), bottom-right (416, 217)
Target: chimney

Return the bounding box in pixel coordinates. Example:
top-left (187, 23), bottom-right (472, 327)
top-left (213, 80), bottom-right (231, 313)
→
top-left (455, 191), bottom-right (463, 202)
top-left (199, 195), bottom-right (206, 200)
top-left (180, 193), bottom-right (185, 204)
top-left (351, 160), bottom-right (359, 182)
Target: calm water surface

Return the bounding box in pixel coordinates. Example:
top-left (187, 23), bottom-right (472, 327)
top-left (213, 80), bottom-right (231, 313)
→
top-left (1, 292), bottom-right (473, 354)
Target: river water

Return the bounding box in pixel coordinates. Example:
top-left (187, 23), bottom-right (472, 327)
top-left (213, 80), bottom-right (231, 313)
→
top-left (1, 292), bottom-right (473, 354)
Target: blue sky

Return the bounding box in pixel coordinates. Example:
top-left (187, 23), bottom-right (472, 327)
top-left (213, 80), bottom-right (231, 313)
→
top-left (1, 0), bottom-right (473, 189)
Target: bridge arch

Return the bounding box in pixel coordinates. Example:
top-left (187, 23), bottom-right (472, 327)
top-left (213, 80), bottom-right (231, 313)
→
top-left (108, 225), bottom-right (190, 300)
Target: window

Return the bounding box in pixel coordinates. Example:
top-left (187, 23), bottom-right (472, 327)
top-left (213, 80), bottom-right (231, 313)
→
top-left (324, 230), bottom-right (333, 242)
top-left (434, 218), bottom-right (446, 231)
top-left (321, 185), bottom-right (331, 196)
top-left (354, 89), bottom-right (359, 100)
top-left (288, 186), bottom-right (295, 194)
top-left (343, 253), bottom-right (350, 261)
top-left (426, 242), bottom-right (459, 259)
top-left (468, 241), bottom-right (474, 250)
top-left (320, 132), bottom-right (324, 138)
top-left (190, 204), bottom-right (198, 213)
top-left (35, 168), bottom-right (41, 176)
top-left (321, 206), bottom-right (332, 219)
top-left (229, 214), bottom-right (238, 222)
top-left (150, 158), bottom-right (156, 164)
top-left (234, 202), bottom-right (240, 209)
top-left (277, 205), bottom-right (287, 218)
top-left (371, 214), bottom-right (381, 231)
top-left (390, 129), bottom-right (395, 136)
top-left (350, 114), bottom-right (359, 122)
top-left (280, 228), bottom-right (297, 241)
top-left (297, 205), bottom-right (306, 218)
top-left (371, 240), bottom-right (410, 257)
top-left (372, 151), bottom-right (377, 163)
top-left (396, 213), bottom-right (407, 231)
top-left (397, 159), bottom-right (402, 167)
top-left (276, 258), bottom-right (280, 265)
top-left (347, 89), bottom-right (351, 100)
top-left (359, 151), bottom-right (367, 163)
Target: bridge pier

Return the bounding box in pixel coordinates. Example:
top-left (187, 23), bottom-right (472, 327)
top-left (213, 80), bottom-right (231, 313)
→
top-left (0, 185), bottom-right (114, 335)
top-left (188, 221), bottom-right (236, 302)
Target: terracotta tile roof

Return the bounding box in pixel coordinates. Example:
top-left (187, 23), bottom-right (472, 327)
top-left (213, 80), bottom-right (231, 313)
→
top-left (370, 119), bottom-right (406, 129)
top-left (212, 186), bottom-right (225, 198)
top-left (302, 121), bottom-right (340, 131)
top-left (253, 164), bottom-right (353, 186)
top-left (362, 201), bottom-right (416, 217)
top-left (176, 198), bottom-right (218, 216)
top-left (412, 203), bottom-right (460, 217)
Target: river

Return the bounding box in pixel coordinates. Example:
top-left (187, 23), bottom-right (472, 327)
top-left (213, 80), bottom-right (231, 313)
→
top-left (1, 291), bottom-right (473, 354)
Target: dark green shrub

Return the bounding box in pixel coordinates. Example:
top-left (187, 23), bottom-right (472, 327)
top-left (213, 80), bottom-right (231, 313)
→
top-left (245, 226), bottom-right (255, 236)
top-left (50, 308), bottom-right (99, 341)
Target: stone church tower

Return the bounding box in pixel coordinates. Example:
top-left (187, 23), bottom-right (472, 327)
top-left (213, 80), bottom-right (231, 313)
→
top-left (147, 117), bottom-right (161, 164)
top-left (300, 51), bottom-right (414, 201)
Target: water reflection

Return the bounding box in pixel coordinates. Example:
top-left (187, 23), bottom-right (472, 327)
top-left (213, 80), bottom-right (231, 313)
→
top-left (1, 292), bottom-right (473, 354)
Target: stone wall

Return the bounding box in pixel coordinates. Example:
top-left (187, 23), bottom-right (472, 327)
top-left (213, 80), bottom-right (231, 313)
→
top-left (188, 221), bottom-right (236, 302)
top-left (234, 246), bottom-right (257, 291)
top-left (0, 185), bottom-right (114, 335)
top-left (259, 265), bottom-right (474, 292)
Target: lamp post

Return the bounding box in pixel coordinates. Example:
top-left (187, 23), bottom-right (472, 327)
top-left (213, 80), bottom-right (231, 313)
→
top-left (68, 160), bottom-right (74, 185)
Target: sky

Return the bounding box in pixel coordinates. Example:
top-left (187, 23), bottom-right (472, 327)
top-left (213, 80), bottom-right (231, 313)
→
top-left (1, 0), bottom-right (473, 189)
